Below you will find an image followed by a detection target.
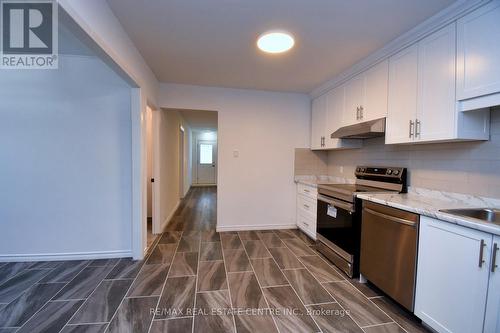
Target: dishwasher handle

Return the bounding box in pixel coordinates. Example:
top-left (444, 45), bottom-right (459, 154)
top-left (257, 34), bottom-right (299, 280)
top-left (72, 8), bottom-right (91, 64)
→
top-left (364, 207), bottom-right (417, 227)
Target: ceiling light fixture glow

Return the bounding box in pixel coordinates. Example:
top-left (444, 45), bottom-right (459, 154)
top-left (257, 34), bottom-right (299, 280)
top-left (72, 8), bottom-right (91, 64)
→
top-left (257, 31), bottom-right (295, 54)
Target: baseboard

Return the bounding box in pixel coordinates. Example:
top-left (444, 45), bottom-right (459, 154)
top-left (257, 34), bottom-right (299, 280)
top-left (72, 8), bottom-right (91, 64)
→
top-left (191, 183), bottom-right (217, 187)
top-left (216, 224), bottom-right (298, 232)
top-left (161, 200), bottom-right (181, 232)
top-left (0, 250), bottom-right (133, 262)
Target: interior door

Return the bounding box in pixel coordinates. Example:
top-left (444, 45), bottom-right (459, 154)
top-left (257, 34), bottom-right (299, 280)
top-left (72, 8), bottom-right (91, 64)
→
top-left (197, 140), bottom-right (217, 184)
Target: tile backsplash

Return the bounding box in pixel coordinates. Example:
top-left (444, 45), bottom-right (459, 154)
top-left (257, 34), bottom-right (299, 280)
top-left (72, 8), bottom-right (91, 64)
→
top-left (296, 108), bottom-right (500, 198)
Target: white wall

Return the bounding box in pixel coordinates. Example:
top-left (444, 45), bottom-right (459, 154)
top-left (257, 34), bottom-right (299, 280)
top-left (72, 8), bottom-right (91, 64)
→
top-left (159, 83), bottom-right (311, 231)
top-left (0, 55), bottom-right (133, 260)
top-left (157, 109), bottom-right (191, 231)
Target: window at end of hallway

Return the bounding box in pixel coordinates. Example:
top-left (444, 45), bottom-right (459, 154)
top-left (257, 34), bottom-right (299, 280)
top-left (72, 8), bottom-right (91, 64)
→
top-left (199, 144), bottom-right (213, 164)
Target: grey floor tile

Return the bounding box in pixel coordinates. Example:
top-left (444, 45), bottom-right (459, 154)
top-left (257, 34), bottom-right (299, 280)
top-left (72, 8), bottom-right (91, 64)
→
top-left (177, 236), bottom-right (200, 252)
top-left (53, 266), bottom-right (113, 300)
top-left (250, 258), bottom-right (288, 287)
top-left (350, 279), bottom-right (383, 298)
top-left (183, 230), bottom-right (201, 238)
top-left (26, 261), bottom-right (63, 270)
top-left (243, 240), bottom-right (271, 259)
top-left (155, 276), bottom-right (196, 319)
top-left (70, 279), bottom-right (132, 324)
top-left (322, 281), bottom-right (392, 327)
top-left (197, 261), bottom-right (227, 292)
top-left (237, 231), bottom-right (260, 240)
top-left (200, 242), bottom-right (223, 261)
top-left (146, 244), bottom-right (177, 265)
top-left (87, 259), bottom-right (120, 267)
top-left (274, 230), bottom-right (297, 240)
top-left (0, 269), bottom-right (49, 303)
top-left (227, 272), bottom-right (266, 309)
top-left (283, 238), bottom-right (316, 256)
top-left (298, 255), bottom-right (344, 282)
top-left (107, 296), bottom-right (158, 333)
top-left (234, 313), bottom-right (278, 333)
top-left (222, 249), bottom-right (252, 273)
top-left (194, 290), bottom-right (234, 333)
top-left (159, 231), bottom-right (182, 244)
top-left (169, 252), bottom-right (198, 277)
top-left (127, 264), bottom-right (169, 297)
top-left (17, 300), bottom-right (83, 333)
top-left (291, 230), bottom-right (316, 245)
top-left (0, 328), bottom-right (17, 333)
top-left (363, 323), bottom-right (406, 333)
top-left (201, 231), bottom-right (220, 242)
top-left (307, 302), bottom-right (363, 333)
top-left (39, 261), bottom-right (90, 283)
top-left (220, 234), bottom-right (243, 250)
top-left (105, 259), bottom-right (143, 280)
top-left (0, 282), bottom-right (64, 327)
top-left (258, 233), bottom-right (285, 248)
top-left (268, 248), bottom-right (304, 269)
top-left (262, 286), bottom-right (320, 333)
top-left (0, 263), bottom-right (34, 286)
top-left (282, 269), bottom-right (334, 305)
top-left (371, 297), bottom-right (430, 333)
top-left (60, 323), bottom-right (107, 333)
top-left (150, 317), bottom-right (193, 333)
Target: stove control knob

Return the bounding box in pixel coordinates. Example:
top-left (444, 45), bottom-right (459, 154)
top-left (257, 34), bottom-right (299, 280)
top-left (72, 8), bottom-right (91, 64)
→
top-left (393, 170), bottom-right (400, 176)
top-left (361, 168), bottom-right (366, 172)
top-left (386, 169), bottom-right (393, 175)
top-left (356, 167), bottom-right (360, 172)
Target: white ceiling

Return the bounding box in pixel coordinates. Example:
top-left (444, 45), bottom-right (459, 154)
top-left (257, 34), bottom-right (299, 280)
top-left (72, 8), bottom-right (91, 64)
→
top-left (107, 0), bottom-right (456, 93)
top-left (175, 109), bottom-right (218, 131)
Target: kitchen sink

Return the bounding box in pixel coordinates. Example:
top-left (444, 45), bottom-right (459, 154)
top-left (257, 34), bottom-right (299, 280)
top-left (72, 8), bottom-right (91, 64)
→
top-left (439, 208), bottom-right (500, 225)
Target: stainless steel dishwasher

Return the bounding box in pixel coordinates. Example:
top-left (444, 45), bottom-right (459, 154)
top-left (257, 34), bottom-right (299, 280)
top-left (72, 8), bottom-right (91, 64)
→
top-left (360, 201), bottom-right (419, 312)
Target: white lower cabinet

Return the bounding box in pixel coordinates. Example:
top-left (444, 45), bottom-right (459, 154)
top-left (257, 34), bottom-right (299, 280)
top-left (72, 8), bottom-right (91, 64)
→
top-left (484, 235), bottom-right (500, 333)
top-left (296, 183), bottom-right (317, 239)
top-left (415, 216), bottom-right (498, 333)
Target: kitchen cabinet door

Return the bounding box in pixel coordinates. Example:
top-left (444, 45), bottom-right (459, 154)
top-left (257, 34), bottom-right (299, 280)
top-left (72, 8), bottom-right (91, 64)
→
top-left (386, 44), bottom-right (418, 144)
top-left (415, 216), bottom-right (491, 333)
top-left (484, 235), bottom-right (500, 333)
top-left (457, 1), bottom-right (500, 102)
top-left (343, 74), bottom-right (364, 125)
top-left (325, 86), bottom-right (344, 148)
top-left (311, 94), bottom-right (327, 150)
top-left (416, 23), bottom-right (456, 142)
top-left (363, 59), bottom-right (389, 122)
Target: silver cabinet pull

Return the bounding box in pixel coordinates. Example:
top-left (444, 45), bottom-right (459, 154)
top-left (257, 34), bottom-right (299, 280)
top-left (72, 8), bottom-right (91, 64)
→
top-left (356, 107), bottom-right (360, 120)
top-left (360, 106), bottom-right (364, 119)
top-left (303, 204), bottom-right (310, 209)
top-left (479, 239), bottom-right (486, 268)
top-left (303, 189), bottom-right (310, 193)
top-left (415, 119), bottom-right (421, 137)
top-left (492, 243), bottom-right (498, 273)
top-left (302, 220), bottom-right (310, 227)
top-left (409, 120), bottom-right (414, 139)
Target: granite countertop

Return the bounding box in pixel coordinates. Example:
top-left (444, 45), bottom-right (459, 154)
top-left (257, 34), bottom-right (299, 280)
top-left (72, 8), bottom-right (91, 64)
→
top-left (294, 175), bottom-right (354, 187)
top-left (357, 190), bottom-right (500, 236)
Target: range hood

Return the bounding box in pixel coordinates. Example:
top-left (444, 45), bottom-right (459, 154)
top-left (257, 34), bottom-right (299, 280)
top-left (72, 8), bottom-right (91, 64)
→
top-left (331, 118), bottom-right (386, 139)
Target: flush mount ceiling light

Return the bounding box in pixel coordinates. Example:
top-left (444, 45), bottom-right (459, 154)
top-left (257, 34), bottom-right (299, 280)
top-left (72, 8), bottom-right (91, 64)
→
top-left (257, 31), bottom-right (295, 54)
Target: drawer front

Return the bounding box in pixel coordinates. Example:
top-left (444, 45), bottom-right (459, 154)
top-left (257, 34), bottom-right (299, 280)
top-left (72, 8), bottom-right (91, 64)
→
top-left (297, 194), bottom-right (316, 217)
top-left (297, 183), bottom-right (317, 199)
top-left (297, 212), bottom-right (316, 237)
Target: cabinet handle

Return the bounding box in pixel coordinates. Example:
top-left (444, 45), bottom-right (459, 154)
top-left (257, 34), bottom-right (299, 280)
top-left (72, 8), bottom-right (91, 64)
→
top-left (303, 189), bottom-right (310, 193)
top-left (303, 204), bottom-right (310, 209)
top-left (302, 220), bottom-right (310, 227)
top-left (409, 120), bottom-right (414, 138)
top-left (479, 239), bottom-right (486, 268)
top-left (492, 243), bottom-right (498, 273)
top-left (356, 107), bottom-right (360, 120)
top-left (360, 106), bottom-right (364, 120)
top-left (415, 119), bottom-right (421, 137)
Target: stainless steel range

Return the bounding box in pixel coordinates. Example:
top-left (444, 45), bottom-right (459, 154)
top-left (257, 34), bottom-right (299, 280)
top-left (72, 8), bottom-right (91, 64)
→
top-left (316, 166), bottom-right (407, 278)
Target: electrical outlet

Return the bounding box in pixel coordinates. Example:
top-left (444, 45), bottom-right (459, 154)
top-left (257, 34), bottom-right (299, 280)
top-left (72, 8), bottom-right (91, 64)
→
top-left (233, 150), bottom-right (239, 158)
top-left (340, 166), bottom-right (344, 174)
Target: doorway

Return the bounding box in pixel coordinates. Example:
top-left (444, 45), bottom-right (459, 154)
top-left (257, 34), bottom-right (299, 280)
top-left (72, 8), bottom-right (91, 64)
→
top-left (145, 105), bottom-right (156, 250)
top-left (179, 126), bottom-right (185, 198)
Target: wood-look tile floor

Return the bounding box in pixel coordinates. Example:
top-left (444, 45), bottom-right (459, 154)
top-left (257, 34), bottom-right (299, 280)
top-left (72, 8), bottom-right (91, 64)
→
top-left (0, 187), bottom-right (430, 333)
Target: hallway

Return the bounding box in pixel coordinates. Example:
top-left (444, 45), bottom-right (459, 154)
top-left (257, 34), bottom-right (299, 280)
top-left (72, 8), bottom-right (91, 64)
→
top-left (0, 187), bottom-right (427, 333)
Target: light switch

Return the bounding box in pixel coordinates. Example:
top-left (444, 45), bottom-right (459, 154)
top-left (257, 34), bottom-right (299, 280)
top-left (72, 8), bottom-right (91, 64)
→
top-left (233, 150), bottom-right (239, 158)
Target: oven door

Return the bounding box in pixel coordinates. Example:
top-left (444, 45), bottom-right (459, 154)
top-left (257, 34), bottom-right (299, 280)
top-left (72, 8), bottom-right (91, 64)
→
top-left (316, 194), bottom-right (357, 265)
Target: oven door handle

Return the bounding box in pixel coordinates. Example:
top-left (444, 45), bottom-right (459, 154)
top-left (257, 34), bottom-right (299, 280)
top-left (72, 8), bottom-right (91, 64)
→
top-left (317, 194), bottom-right (354, 213)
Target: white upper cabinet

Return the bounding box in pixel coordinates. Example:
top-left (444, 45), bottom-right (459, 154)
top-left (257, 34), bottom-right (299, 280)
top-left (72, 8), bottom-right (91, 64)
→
top-left (342, 60), bottom-right (389, 126)
top-left (457, 1), bottom-right (500, 110)
top-left (416, 23), bottom-right (457, 142)
top-left (310, 88), bottom-right (362, 151)
top-left (386, 44), bottom-right (419, 144)
top-left (386, 23), bottom-right (489, 144)
top-left (311, 94), bottom-right (327, 150)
